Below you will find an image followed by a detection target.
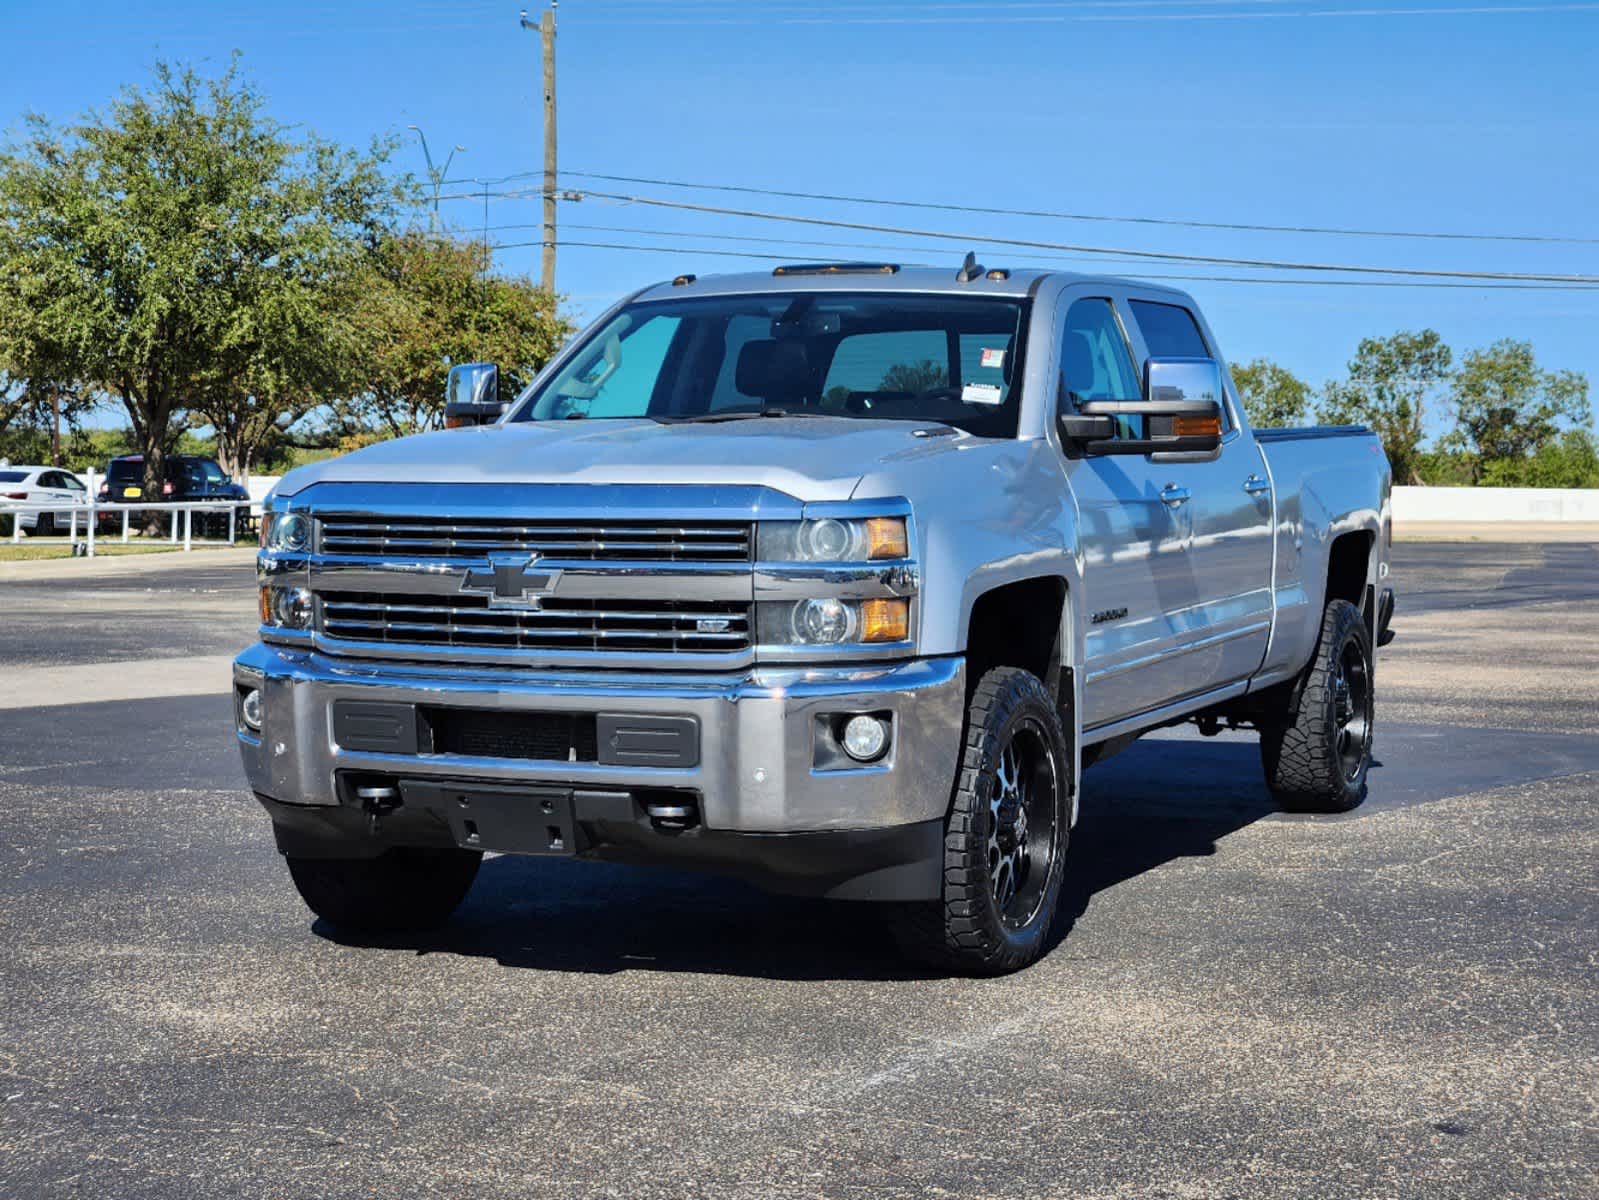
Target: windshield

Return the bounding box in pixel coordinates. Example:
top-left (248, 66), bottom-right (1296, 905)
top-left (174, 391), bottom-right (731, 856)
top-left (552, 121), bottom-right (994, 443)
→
top-left (0, 470), bottom-right (27, 483)
top-left (107, 460), bottom-right (142, 481)
top-left (507, 292), bottom-right (1029, 437)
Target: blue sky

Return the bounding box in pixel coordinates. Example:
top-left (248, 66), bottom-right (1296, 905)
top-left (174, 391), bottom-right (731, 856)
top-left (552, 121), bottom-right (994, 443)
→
top-left (2, 0), bottom-right (1596, 436)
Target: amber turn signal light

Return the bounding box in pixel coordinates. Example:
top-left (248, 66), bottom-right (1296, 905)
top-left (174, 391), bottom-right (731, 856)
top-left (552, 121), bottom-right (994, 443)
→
top-left (1172, 415), bottom-right (1222, 438)
top-left (860, 598), bottom-right (910, 642)
top-left (865, 517), bottom-right (908, 560)
top-left (258, 584), bottom-right (273, 625)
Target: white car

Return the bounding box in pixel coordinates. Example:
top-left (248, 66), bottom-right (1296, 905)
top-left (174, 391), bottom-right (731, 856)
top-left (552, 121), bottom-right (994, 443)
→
top-left (0, 464), bottom-right (91, 535)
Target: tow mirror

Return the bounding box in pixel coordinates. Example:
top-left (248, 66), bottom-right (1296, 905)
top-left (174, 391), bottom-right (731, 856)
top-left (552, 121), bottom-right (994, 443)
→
top-left (1057, 357), bottom-right (1225, 457)
top-left (444, 362), bottom-right (505, 428)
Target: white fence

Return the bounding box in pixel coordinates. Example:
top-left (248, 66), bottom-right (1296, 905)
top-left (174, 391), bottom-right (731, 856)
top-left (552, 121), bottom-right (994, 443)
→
top-left (1, 496), bottom-right (257, 556)
top-left (1393, 485), bottom-right (1599, 524)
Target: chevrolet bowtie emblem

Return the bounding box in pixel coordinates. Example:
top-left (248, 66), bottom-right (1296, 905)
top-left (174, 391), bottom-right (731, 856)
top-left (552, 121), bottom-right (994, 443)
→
top-left (460, 553), bottom-right (562, 610)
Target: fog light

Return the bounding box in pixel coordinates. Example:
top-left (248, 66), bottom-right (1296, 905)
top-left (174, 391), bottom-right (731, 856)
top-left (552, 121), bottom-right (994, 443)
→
top-left (240, 688), bottom-right (263, 732)
top-left (841, 714), bottom-right (890, 762)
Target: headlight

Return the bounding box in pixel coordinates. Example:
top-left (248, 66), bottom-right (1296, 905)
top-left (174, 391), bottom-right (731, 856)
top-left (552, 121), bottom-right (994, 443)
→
top-left (263, 511), bottom-right (311, 553)
top-left (259, 584), bottom-right (313, 630)
top-left (758, 597), bottom-right (910, 645)
top-left (759, 516), bottom-right (908, 562)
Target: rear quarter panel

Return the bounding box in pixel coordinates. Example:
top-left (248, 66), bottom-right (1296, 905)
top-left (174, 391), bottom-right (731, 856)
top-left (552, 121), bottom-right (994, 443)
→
top-left (1254, 428), bottom-right (1392, 685)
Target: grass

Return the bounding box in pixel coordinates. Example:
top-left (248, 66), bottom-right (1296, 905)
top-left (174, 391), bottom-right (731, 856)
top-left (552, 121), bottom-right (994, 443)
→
top-left (0, 538), bottom-right (251, 561)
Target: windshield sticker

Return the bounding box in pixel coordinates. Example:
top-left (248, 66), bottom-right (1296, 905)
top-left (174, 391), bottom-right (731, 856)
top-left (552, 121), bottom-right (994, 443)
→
top-left (961, 382), bottom-right (1003, 406)
top-left (980, 347), bottom-right (1006, 369)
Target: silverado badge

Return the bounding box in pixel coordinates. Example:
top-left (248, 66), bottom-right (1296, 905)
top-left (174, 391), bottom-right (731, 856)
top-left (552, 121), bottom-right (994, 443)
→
top-left (460, 553), bottom-right (562, 610)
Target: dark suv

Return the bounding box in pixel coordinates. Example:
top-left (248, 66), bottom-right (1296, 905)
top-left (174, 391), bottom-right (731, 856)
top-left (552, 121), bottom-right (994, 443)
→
top-left (98, 455), bottom-right (252, 535)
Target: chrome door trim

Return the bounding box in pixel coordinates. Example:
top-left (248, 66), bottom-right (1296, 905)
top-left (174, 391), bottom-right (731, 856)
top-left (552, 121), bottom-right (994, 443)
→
top-left (1085, 620), bottom-right (1271, 684)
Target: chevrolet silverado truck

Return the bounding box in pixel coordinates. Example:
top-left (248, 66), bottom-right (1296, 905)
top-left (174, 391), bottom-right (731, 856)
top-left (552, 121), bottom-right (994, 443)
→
top-left (235, 260), bottom-right (1394, 973)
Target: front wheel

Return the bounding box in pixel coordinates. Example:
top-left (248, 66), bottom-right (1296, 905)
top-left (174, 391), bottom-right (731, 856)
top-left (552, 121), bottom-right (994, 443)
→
top-left (892, 667), bottom-right (1070, 974)
top-left (285, 847), bottom-right (482, 932)
top-left (1259, 599), bottom-right (1374, 813)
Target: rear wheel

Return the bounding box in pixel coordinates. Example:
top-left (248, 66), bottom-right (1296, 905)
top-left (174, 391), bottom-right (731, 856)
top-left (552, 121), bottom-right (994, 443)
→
top-left (1260, 599), bottom-right (1373, 813)
top-left (285, 847), bottom-right (482, 932)
top-left (892, 667), bottom-right (1070, 974)
top-left (27, 513), bottom-right (54, 537)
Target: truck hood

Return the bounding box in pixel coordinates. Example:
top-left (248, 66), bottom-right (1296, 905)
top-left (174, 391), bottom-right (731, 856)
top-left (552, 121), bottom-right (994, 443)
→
top-left (273, 417), bottom-right (986, 502)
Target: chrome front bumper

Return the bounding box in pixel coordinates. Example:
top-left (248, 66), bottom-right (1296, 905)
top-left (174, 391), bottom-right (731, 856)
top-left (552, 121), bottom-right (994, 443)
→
top-left (233, 644), bottom-right (965, 834)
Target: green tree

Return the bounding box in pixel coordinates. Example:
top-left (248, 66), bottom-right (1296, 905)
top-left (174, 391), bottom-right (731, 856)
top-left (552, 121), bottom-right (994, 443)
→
top-left (341, 231), bottom-right (569, 438)
top-left (1319, 330), bottom-right (1452, 484)
top-left (0, 58), bottom-right (401, 494)
top-left (1444, 339), bottom-right (1590, 483)
top-left (1229, 358), bottom-right (1310, 428)
top-left (1478, 430), bottom-right (1599, 489)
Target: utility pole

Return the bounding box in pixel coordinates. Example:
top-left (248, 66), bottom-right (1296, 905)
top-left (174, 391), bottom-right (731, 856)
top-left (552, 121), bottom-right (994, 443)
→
top-left (406, 125), bottom-right (466, 232)
top-left (520, 4), bottom-right (558, 292)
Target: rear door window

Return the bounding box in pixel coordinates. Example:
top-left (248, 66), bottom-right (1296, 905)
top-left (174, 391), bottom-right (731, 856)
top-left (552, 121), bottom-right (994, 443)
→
top-left (1128, 300), bottom-right (1208, 358)
top-left (1128, 299), bottom-right (1232, 431)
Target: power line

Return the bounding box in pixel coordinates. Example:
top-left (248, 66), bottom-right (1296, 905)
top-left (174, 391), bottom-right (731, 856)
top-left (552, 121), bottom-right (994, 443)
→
top-left (490, 235), bottom-right (1599, 290)
top-left (499, 220), bottom-right (1599, 283)
top-left (451, 185), bottom-right (1599, 284)
top-left (567, 1), bottom-right (1599, 22)
top-left (556, 171), bottom-right (1599, 247)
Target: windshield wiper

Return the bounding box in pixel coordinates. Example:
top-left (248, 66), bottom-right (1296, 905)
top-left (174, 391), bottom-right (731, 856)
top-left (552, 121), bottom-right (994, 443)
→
top-left (657, 407), bottom-right (837, 425)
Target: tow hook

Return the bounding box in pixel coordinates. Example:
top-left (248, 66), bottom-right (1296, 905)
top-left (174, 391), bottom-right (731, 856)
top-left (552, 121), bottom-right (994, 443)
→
top-left (645, 797), bottom-right (699, 833)
top-left (356, 783), bottom-right (402, 834)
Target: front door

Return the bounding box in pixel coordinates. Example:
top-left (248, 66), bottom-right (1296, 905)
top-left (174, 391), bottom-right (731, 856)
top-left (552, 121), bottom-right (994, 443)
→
top-left (1055, 295), bottom-right (1196, 730)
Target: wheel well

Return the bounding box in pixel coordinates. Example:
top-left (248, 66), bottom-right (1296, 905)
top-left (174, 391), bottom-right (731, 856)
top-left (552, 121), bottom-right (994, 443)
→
top-left (1325, 531), bottom-right (1373, 616)
top-left (965, 577), bottom-right (1067, 697)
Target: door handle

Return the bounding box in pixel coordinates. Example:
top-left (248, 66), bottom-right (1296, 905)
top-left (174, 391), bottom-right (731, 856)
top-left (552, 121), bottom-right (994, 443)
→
top-left (1243, 475), bottom-right (1270, 496)
top-left (1159, 483), bottom-right (1191, 507)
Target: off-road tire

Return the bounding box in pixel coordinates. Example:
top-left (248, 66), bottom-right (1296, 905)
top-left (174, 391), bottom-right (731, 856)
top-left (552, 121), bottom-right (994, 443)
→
top-left (891, 667), bottom-right (1070, 974)
top-left (285, 847), bottom-right (482, 932)
top-left (1260, 599), bottom-right (1373, 813)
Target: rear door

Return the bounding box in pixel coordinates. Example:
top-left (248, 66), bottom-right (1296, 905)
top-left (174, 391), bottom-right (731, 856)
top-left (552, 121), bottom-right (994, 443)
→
top-left (36, 471), bottom-right (73, 524)
top-left (1122, 294), bottom-right (1274, 693)
top-left (1053, 292), bottom-right (1191, 730)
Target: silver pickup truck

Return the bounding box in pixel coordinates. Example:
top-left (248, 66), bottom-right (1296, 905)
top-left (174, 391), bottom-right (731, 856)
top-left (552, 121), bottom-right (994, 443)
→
top-left (235, 260), bottom-right (1394, 973)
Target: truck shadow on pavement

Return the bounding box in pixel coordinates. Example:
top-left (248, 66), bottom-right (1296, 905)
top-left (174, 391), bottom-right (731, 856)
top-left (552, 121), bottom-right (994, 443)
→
top-left (316, 736), bottom-right (1286, 981)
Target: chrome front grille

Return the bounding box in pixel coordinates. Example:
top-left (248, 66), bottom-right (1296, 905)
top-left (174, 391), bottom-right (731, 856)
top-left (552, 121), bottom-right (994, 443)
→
top-left (319, 592), bottom-right (752, 654)
top-left (318, 515), bottom-right (752, 563)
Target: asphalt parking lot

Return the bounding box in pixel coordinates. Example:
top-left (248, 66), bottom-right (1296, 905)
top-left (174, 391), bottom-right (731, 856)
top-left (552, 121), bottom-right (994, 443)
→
top-left (1, 543), bottom-right (1595, 1199)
